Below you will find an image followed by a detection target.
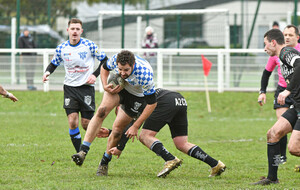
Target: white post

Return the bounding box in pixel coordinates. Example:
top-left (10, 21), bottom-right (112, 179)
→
top-left (43, 51), bottom-right (49, 92)
top-left (217, 50), bottom-right (224, 93)
top-left (224, 11), bottom-right (230, 88)
top-left (157, 51), bottom-right (163, 88)
top-left (98, 14), bottom-right (103, 48)
top-left (11, 17), bottom-right (16, 84)
top-left (168, 55), bottom-right (172, 83)
top-left (136, 16), bottom-right (142, 50)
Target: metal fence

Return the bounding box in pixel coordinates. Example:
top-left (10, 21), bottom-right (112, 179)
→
top-left (0, 48), bottom-right (273, 93)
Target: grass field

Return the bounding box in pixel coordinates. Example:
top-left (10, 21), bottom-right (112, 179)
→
top-left (0, 90), bottom-right (299, 190)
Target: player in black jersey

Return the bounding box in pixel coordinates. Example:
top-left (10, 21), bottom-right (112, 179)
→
top-left (253, 29), bottom-right (300, 185)
top-left (102, 88), bottom-right (226, 178)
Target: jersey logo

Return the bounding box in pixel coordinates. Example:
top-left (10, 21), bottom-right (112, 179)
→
top-left (84, 95), bottom-right (92, 106)
top-left (78, 51), bottom-right (88, 60)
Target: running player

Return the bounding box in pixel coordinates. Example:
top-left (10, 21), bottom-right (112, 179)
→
top-left (72, 50), bottom-right (157, 177)
top-left (253, 28), bottom-right (300, 185)
top-left (42, 18), bottom-right (107, 153)
top-left (258, 24), bottom-right (300, 164)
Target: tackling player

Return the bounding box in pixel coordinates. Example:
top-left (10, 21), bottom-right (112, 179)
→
top-left (42, 18), bottom-right (107, 153)
top-left (101, 88), bottom-right (226, 178)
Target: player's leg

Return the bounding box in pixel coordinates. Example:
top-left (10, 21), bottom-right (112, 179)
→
top-left (72, 91), bottom-right (119, 166)
top-left (253, 109), bottom-right (295, 185)
top-left (275, 107), bottom-right (289, 164)
top-left (66, 110), bottom-right (81, 153)
top-left (97, 107), bottom-right (132, 176)
top-left (288, 121), bottom-right (300, 157)
top-left (140, 128), bottom-right (178, 164)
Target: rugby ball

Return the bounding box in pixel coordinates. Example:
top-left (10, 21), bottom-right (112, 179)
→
top-left (107, 73), bottom-right (125, 88)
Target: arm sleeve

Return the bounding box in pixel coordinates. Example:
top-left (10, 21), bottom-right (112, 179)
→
top-left (260, 69), bottom-right (272, 93)
top-left (45, 63), bottom-right (58, 74)
top-left (92, 56), bottom-right (108, 77)
top-left (144, 93), bottom-right (157, 104)
top-left (286, 60), bottom-right (300, 91)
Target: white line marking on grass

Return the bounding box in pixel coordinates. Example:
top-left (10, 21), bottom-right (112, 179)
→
top-left (207, 139), bottom-right (253, 143)
top-left (0, 112), bottom-right (60, 116)
top-left (208, 117), bottom-right (276, 122)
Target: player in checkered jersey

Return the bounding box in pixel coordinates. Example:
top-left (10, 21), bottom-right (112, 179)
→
top-left (42, 18), bottom-right (107, 153)
top-left (72, 50), bottom-right (157, 176)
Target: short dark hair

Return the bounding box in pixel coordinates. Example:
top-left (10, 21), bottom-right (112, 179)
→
top-left (264, 29), bottom-right (285, 45)
top-left (285, 24), bottom-right (299, 36)
top-left (68, 18), bottom-right (82, 27)
top-left (117, 50), bottom-right (135, 66)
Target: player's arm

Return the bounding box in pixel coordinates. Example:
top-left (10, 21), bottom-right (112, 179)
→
top-left (125, 93), bottom-right (157, 141)
top-left (101, 61), bottom-right (122, 94)
top-left (286, 59), bottom-right (300, 92)
top-left (43, 62), bottom-right (58, 82)
top-left (258, 69), bottom-right (272, 106)
top-left (86, 56), bottom-right (108, 84)
top-left (0, 85), bottom-right (18, 102)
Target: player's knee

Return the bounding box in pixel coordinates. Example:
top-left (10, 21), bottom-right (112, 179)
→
top-left (81, 120), bottom-right (89, 131)
top-left (267, 128), bottom-right (281, 142)
top-left (112, 130), bottom-right (122, 139)
top-left (139, 133), bottom-right (146, 144)
top-left (96, 107), bottom-right (106, 118)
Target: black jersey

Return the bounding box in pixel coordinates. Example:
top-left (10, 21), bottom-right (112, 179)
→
top-left (279, 47), bottom-right (300, 109)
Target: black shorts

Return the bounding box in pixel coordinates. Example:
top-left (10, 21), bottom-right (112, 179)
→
top-left (142, 92), bottom-right (188, 138)
top-left (63, 85), bottom-right (95, 119)
top-left (281, 107), bottom-right (300, 131)
top-left (119, 89), bottom-right (146, 118)
top-left (273, 85), bottom-right (293, 109)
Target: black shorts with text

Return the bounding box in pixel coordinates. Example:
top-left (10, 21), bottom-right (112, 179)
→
top-left (273, 85), bottom-right (294, 109)
top-left (142, 91), bottom-right (188, 138)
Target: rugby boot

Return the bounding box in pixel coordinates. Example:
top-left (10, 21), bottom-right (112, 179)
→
top-left (96, 164), bottom-right (108, 176)
top-left (209, 160), bottom-right (226, 177)
top-left (252, 176), bottom-right (279, 185)
top-left (294, 165), bottom-right (300, 172)
top-left (157, 157), bottom-right (182, 178)
top-left (71, 151), bottom-right (86, 166)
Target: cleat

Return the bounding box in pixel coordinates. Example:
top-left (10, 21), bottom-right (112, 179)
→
top-left (252, 177), bottom-right (279, 185)
top-left (96, 164), bottom-right (108, 176)
top-left (157, 157), bottom-right (182, 178)
top-left (71, 151), bottom-right (86, 166)
top-left (294, 165), bottom-right (300, 172)
top-left (209, 160), bottom-right (226, 177)
top-left (280, 156), bottom-right (287, 165)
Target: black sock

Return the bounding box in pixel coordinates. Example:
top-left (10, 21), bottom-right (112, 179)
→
top-left (150, 141), bottom-right (175, 161)
top-left (69, 128), bottom-right (81, 153)
top-left (188, 145), bottom-right (218, 167)
top-left (79, 144), bottom-right (90, 154)
top-left (100, 152), bottom-right (112, 166)
top-left (267, 142), bottom-right (280, 181)
top-left (279, 135), bottom-right (287, 158)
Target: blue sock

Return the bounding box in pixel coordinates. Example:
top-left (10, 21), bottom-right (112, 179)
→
top-left (69, 127), bottom-right (81, 153)
top-left (83, 141), bottom-right (91, 147)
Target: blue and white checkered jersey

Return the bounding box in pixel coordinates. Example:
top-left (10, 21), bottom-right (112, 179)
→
top-left (51, 38), bottom-right (106, 87)
top-left (106, 53), bottom-right (156, 97)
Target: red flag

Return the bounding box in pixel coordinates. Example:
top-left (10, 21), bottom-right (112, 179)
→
top-left (201, 55), bottom-right (212, 76)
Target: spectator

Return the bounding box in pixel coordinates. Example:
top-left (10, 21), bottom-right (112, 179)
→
top-left (142, 26), bottom-right (158, 67)
top-left (18, 28), bottom-right (37, 91)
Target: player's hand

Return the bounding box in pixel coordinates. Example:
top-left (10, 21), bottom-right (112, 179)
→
top-left (278, 90), bottom-right (290, 105)
top-left (3, 92), bottom-right (18, 102)
top-left (104, 84), bottom-right (122, 94)
top-left (86, 75), bottom-right (96, 84)
top-left (96, 127), bottom-right (110, 138)
top-left (258, 93), bottom-right (266, 106)
top-left (108, 147), bottom-right (122, 159)
top-left (42, 71), bottom-right (50, 82)
top-left (125, 126), bottom-right (139, 142)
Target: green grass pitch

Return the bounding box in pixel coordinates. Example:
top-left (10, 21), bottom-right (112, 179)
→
top-left (0, 91), bottom-right (299, 189)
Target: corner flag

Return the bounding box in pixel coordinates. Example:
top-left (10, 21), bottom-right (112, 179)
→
top-left (201, 55), bottom-right (212, 113)
top-left (201, 55), bottom-right (212, 76)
